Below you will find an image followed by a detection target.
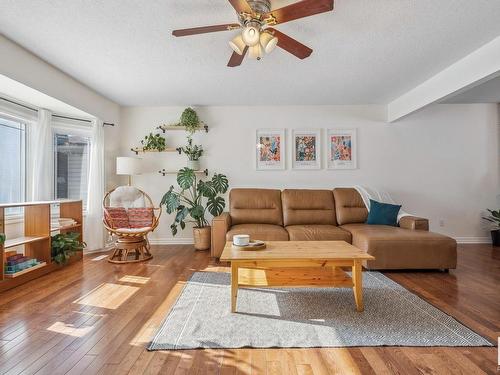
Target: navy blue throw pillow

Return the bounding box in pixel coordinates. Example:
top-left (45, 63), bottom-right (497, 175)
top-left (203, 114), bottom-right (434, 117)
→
top-left (366, 199), bottom-right (401, 226)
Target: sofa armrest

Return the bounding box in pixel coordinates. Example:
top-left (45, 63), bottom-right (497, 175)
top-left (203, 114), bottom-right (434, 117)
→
top-left (211, 212), bottom-right (232, 258)
top-left (399, 216), bottom-right (429, 231)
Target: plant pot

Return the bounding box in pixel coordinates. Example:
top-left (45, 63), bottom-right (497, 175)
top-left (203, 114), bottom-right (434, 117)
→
top-left (188, 160), bottom-right (200, 171)
top-left (193, 226), bottom-right (211, 251)
top-left (491, 230), bottom-right (500, 247)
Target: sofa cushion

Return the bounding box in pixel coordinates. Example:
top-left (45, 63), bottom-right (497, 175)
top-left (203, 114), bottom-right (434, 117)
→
top-left (333, 188), bottom-right (368, 225)
top-left (226, 224), bottom-right (289, 242)
top-left (341, 224), bottom-right (457, 270)
top-left (365, 199), bottom-right (401, 226)
top-left (230, 189), bottom-right (283, 226)
top-left (282, 189), bottom-right (337, 226)
top-left (286, 225), bottom-right (351, 242)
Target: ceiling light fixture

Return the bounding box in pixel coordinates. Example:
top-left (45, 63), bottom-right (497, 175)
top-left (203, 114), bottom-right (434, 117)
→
top-left (249, 43), bottom-right (264, 60)
top-left (241, 24), bottom-right (261, 46)
top-left (229, 34), bottom-right (246, 55)
top-left (260, 31), bottom-right (278, 54)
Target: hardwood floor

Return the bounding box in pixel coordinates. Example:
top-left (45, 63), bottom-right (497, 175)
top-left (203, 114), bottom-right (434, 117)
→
top-left (0, 244), bottom-right (498, 374)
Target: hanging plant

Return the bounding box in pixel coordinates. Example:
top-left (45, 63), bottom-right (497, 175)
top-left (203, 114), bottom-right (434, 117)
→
top-left (141, 133), bottom-right (167, 152)
top-left (180, 107), bottom-right (200, 134)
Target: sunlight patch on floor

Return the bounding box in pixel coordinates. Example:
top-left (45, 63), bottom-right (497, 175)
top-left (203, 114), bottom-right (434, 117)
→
top-left (73, 283), bottom-right (140, 309)
top-left (47, 321), bottom-right (94, 337)
top-left (118, 275), bottom-right (151, 284)
top-left (129, 280), bottom-right (186, 346)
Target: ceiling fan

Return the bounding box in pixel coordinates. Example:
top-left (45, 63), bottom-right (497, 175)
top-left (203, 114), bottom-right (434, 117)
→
top-left (172, 0), bottom-right (334, 67)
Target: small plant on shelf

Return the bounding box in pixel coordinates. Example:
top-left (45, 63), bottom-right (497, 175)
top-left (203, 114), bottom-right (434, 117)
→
top-left (141, 133), bottom-right (167, 152)
top-left (180, 107), bottom-right (200, 134)
top-left (51, 232), bottom-right (86, 265)
top-left (181, 137), bottom-right (204, 170)
top-left (161, 168), bottom-right (228, 251)
top-left (0, 233), bottom-right (5, 245)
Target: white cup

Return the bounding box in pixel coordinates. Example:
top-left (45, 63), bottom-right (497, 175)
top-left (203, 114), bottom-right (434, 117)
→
top-left (233, 234), bottom-right (250, 246)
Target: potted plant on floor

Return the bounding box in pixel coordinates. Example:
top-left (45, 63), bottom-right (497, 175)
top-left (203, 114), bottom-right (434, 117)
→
top-left (482, 209), bottom-right (500, 247)
top-left (181, 137), bottom-right (204, 170)
top-left (161, 168), bottom-right (228, 250)
top-left (51, 232), bottom-right (87, 264)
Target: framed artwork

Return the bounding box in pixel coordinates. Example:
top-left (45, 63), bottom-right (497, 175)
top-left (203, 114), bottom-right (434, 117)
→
top-left (292, 129), bottom-right (321, 169)
top-left (327, 129), bottom-right (357, 169)
top-left (256, 129), bottom-right (286, 170)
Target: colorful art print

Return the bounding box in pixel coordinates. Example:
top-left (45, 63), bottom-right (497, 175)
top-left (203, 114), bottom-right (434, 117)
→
top-left (327, 129), bottom-right (357, 169)
top-left (292, 130), bottom-right (321, 169)
top-left (256, 129), bottom-right (285, 170)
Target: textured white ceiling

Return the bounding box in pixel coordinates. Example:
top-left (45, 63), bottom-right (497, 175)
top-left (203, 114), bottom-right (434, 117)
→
top-left (1, 0), bottom-right (500, 106)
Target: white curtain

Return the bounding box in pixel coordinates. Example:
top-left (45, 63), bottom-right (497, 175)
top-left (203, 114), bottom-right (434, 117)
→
top-left (30, 109), bottom-right (53, 201)
top-left (85, 119), bottom-right (105, 251)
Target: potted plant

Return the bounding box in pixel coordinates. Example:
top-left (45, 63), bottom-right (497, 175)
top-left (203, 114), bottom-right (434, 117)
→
top-left (181, 137), bottom-right (203, 170)
top-left (51, 232), bottom-right (87, 264)
top-left (483, 209), bottom-right (500, 246)
top-left (180, 107), bottom-right (201, 135)
top-left (161, 168), bottom-right (228, 250)
top-left (141, 133), bottom-right (167, 152)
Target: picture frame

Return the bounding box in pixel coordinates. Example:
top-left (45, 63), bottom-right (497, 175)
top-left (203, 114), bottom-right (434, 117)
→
top-left (327, 129), bottom-right (357, 169)
top-left (292, 129), bottom-right (321, 170)
top-left (255, 129), bottom-right (286, 170)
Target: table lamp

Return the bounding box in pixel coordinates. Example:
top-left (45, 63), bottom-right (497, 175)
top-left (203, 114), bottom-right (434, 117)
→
top-left (116, 157), bottom-right (142, 186)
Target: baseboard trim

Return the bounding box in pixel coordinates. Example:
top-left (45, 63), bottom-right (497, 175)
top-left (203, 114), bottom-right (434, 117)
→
top-left (149, 238), bottom-right (194, 245)
top-left (454, 237), bottom-right (491, 244)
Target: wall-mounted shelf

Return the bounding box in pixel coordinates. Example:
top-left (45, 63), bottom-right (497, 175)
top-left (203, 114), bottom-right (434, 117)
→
top-left (131, 147), bottom-right (182, 155)
top-left (157, 123), bottom-right (209, 133)
top-left (159, 169), bottom-right (208, 177)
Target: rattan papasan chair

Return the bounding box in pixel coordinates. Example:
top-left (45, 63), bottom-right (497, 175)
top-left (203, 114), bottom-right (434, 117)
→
top-left (103, 186), bottom-right (161, 263)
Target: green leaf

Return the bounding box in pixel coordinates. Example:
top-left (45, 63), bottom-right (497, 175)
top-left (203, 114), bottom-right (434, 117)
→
top-left (180, 221), bottom-right (186, 230)
top-left (197, 180), bottom-right (216, 198)
top-left (207, 196), bottom-right (225, 217)
top-left (212, 174), bottom-right (229, 193)
top-left (177, 168), bottom-right (195, 190)
top-left (189, 205), bottom-right (204, 220)
top-left (175, 206), bottom-right (188, 223)
top-left (170, 223), bottom-right (178, 236)
top-left (162, 190), bottom-right (180, 214)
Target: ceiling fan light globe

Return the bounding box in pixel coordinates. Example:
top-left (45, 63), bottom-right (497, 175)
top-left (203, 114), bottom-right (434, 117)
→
top-left (260, 32), bottom-right (278, 54)
top-left (242, 26), bottom-right (260, 47)
top-left (249, 44), bottom-right (264, 60)
top-left (229, 34), bottom-right (246, 55)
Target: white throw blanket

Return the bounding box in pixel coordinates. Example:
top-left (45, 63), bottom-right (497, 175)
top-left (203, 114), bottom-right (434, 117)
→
top-left (353, 185), bottom-right (413, 223)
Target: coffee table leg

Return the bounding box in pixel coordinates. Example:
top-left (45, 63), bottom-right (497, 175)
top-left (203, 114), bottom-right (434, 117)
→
top-left (231, 263), bottom-right (238, 313)
top-left (352, 260), bottom-right (364, 312)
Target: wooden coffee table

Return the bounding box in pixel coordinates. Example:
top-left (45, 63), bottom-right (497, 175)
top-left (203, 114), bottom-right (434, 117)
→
top-left (220, 241), bottom-right (375, 313)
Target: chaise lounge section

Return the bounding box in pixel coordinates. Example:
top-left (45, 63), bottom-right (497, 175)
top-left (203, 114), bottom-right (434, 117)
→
top-left (211, 188), bottom-right (457, 270)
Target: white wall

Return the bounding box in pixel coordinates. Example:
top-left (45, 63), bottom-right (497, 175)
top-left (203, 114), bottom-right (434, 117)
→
top-left (111, 104), bottom-right (499, 243)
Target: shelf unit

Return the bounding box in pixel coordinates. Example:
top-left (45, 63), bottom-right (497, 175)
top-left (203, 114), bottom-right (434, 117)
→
top-left (159, 168), bottom-right (208, 177)
top-left (0, 200), bottom-right (83, 292)
top-left (157, 123), bottom-right (209, 133)
top-left (131, 147), bottom-right (182, 155)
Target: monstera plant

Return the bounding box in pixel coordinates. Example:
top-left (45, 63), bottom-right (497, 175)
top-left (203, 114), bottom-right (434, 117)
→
top-left (161, 168), bottom-right (228, 250)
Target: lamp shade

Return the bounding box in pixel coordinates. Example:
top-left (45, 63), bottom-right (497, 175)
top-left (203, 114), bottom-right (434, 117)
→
top-left (242, 26), bottom-right (260, 46)
top-left (260, 32), bottom-right (278, 53)
top-left (229, 34), bottom-right (246, 55)
top-left (116, 157), bottom-right (142, 176)
top-left (249, 44), bottom-right (264, 60)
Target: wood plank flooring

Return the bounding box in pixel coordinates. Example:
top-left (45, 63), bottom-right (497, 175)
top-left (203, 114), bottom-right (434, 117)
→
top-left (0, 244), bottom-right (498, 374)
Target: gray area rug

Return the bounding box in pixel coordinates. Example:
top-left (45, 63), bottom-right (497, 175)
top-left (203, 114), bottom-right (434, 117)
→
top-left (148, 271), bottom-right (492, 350)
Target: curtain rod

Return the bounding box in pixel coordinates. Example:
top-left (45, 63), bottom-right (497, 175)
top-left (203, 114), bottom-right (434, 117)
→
top-left (0, 97), bottom-right (115, 126)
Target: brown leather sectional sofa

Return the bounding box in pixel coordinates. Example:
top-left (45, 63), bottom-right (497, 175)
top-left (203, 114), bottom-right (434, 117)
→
top-left (211, 188), bottom-right (457, 270)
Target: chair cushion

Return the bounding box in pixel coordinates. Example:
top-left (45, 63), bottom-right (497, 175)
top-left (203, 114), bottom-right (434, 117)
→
top-left (226, 224), bottom-right (289, 242)
top-left (341, 224), bottom-right (457, 270)
top-left (104, 207), bottom-right (129, 229)
top-left (333, 188), bottom-right (368, 225)
top-left (128, 207), bottom-right (154, 228)
top-left (115, 227), bottom-right (152, 234)
top-left (230, 189), bottom-right (283, 226)
top-left (366, 199), bottom-right (401, 226)
top-left (285, 225), bottom-right (351, 242)
top-left (282, 189), bottom-right (337, 226)
top-left (109, 186), bottom-right (146, 209)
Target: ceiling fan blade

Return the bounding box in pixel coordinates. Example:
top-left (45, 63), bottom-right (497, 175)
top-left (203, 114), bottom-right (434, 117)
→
top-left (228, 0), bottom-right (253, 13)
top-left (264, 0), bottom-right (334, 25)
top-left (173, 23), bottom-right (240, 37)
top-left (228, 46), bottom-right (248, 67)
top-left (268, 28), bottom-right (313, 59)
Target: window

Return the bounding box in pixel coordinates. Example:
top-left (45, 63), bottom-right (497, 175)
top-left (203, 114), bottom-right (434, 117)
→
top-left (53, 133), bottom-right (90, 206)
top-left (0, 116), bottom-right (26, 214)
